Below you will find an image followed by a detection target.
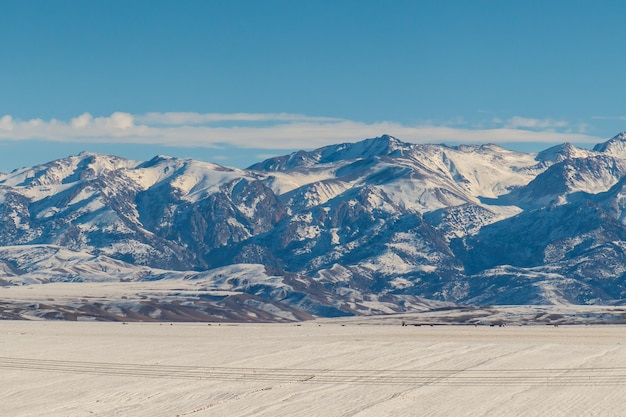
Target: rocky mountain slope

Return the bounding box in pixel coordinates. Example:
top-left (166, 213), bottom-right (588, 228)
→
top-left (2, 133), bottom-right (626, 320)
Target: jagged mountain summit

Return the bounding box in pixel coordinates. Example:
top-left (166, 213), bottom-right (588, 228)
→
top-left (2, 133), bottom-right (626, 321)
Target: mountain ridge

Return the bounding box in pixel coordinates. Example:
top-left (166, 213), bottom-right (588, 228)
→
top-left (2, 132), bottom-right (626, 321)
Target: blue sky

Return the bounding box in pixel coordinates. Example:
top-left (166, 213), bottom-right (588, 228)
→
top-left (1, 0), bottom-right (625, 171)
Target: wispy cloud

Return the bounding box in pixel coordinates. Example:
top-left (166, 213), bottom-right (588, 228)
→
top-left (0, 112), bottom-right (602, 150)
top-left (592, 115), bottom-right (626, 121)
top-left (496, 116), bottom-right (569, 130)
top-left (134, 112), bottom-right (343, 125)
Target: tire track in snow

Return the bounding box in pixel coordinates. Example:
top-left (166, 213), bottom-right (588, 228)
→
top-left (2, 356), bottom-right (626, 386)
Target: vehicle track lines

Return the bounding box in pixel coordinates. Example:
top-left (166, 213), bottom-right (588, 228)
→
top-left (2, 356), bottom-right (626, 386)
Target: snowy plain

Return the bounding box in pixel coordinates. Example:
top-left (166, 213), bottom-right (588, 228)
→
top-left (2, 320), bottom-right (626, 416)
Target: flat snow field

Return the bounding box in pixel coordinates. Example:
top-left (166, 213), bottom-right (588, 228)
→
top-left (2, 321), bottom-right (626, 416)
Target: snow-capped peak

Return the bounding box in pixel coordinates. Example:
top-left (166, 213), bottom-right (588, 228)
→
top-left (322, 134), bottom-right (411, 161)
top-left (0, 152), bottom-right (138, 187)
top-left (593, 132), bottom-right (626, 157)
top-left (536, 142), bottom-right (591, 162)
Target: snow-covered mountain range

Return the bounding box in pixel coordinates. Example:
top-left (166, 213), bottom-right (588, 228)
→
top-left (3, 133), bottom-right (626, 321)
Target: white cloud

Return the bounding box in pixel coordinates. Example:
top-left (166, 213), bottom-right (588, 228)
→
top-left (498, 116), bottom-right (569, 130)
top-left (104, 112), bottom-right (134, 130)
top-left (0, 115), bottom-right (14, 131)
top-left (71, 113), bottom-right (93, 129)
top-left (592, 115), bottom-right (626, 121)
top-left (0, 112), bottom-right (602, 150)
top-left (135, 112), bottom-right (342, 125)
